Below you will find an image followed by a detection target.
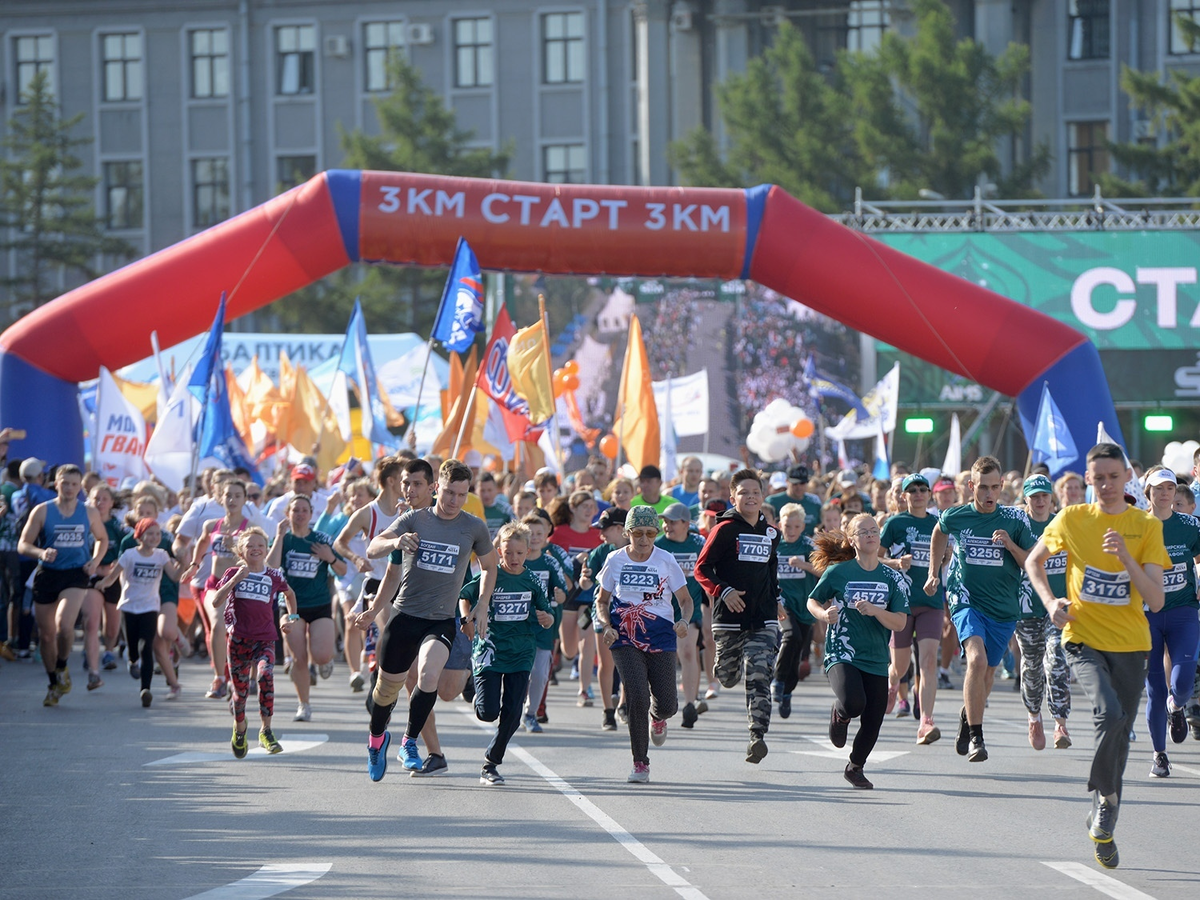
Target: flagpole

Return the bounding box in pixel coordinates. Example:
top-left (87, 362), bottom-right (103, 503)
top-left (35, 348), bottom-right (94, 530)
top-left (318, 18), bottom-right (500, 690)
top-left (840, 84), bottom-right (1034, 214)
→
top-left (615, 317), bottom-right (633, 473)
top-left (538, 294), bottom-right (564, 469)
top-left (451, 383), bottom-right (479, 460)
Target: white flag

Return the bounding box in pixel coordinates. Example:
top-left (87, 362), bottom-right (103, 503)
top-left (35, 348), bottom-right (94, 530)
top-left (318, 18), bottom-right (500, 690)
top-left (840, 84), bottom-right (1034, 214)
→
top-left (144, 368), bottom-right (198, 491)
top-left (942, 413), bottom-right (962, 477)
top-left (826, 363), bottom-right (900, 441)
top-left (659, 376), bottom-right (678, 483)
top-left (652, 369), bottom-right (709, 438)
top-left (482, 398), bottom-right (515, 463)
top-left (1096, 421), bottom-right (1149, 510)
top-left (329, 370), bottom-right (353, 443)
top-left (94, 367), bottom-right (149, 488)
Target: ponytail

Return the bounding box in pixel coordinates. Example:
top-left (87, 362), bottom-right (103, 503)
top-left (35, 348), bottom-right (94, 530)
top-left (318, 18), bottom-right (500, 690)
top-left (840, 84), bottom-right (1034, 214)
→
top-left (809, 530), bottom-right (855, 574)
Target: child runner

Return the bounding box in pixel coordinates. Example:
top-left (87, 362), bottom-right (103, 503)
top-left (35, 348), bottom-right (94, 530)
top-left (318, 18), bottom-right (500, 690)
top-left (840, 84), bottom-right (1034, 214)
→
top-left (120, 493), bottom-right (184, 692)
top-left (772, 502), bottom-right (818, 720)
top-left (807, 514), bottom-right (910, 789)
top-left (461, 523), bottom-right (555, 785)
top-left (518, 513), bottom-right (570, 728)
top-left (656, 502), bottom-right (707, 727)
top-left (213, 527), bottom-right (296, 757)
top-left (577, 506), bottom-right (629, 731)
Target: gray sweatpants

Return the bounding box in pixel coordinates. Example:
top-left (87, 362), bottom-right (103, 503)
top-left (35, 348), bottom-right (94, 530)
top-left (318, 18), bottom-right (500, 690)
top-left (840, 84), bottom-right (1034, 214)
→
top-left (610, 646), bottom-right (678, 765)
top-left (1014, 617), bottom-right (1071, 720)
top-left (1064, 642), bottom-right (1148, 801)
top-left (714, 627), bottom-right (780, 740)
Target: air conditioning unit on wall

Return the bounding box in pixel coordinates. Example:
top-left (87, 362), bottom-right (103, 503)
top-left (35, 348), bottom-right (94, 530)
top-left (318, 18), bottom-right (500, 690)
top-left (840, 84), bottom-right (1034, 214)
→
top-left (407, 23), bottom-right (435, 45)
top-left (323, 35), bottom-right (350, 58)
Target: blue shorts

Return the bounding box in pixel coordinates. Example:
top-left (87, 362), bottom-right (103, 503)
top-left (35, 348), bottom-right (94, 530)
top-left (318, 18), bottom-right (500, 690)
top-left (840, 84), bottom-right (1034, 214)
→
top-left (951, 606), bottom-right (1016, 668)
top-left (445, 627), bottom-right (472, 671)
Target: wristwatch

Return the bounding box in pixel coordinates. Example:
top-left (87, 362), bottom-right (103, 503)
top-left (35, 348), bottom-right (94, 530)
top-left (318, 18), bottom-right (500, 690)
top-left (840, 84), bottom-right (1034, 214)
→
top-left (286, 613), bottom-right (300, 622)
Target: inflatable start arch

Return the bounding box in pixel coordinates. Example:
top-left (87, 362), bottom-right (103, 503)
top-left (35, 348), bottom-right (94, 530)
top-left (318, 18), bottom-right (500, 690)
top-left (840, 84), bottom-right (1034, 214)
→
top-left (0, 170), bottom-right (1122, 466)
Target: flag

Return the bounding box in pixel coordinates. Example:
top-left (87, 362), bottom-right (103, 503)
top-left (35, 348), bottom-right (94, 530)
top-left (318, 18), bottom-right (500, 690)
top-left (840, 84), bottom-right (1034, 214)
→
top-left (803, 354), bottom-right (868, 418)
top-left (872, 422), bottom-right (889, 482)
top-left (286, 366), bottom-right (346, 474)
top-left (431, 236), bottom-right (485, 353)
top-left (187, 293), bottom-right (227, 404)
top-left (329, 369), bottom-right (353, 443)
top-left (612, 314), bottom-right (660, 472)
top-left (1031, 383), bottom-right (1078, 476)
top-left (507, 319), bottom-right (555, 425)
top-left (659, 375), bottom-right (678, 482)
top-left (110, 370), bottom-right (159, 425)
top-left (481, 395), bottom-right (516, 463)
top-left (337, 299), bottom-right (397, 447)
top-left (836, 438), bottom-right (850, 471)
top-left (240, 356), bottom-right (288, 450)
top-left (942, 413), bottom-right (962, 477)
top-left (826, 363), bottom-right (900, 441)
top-left (652, 369), bottom-right (709, 438)
top-left (197, 356), bottom-right (261, 483)
top-left (144, 366), bottom-right (198, 491)
top-left (564, 389), bottom-right (601, 448)
top-left (432, 347), bottom-right (479, 457)
top-left (94, 367), bottom-right (149, 487)
top-left (1096, 420), bottom-right (1149, 510)
top-left (477, 306), bottom-right (538, 442)
top-left (226, 364), bottom-right (253, 448)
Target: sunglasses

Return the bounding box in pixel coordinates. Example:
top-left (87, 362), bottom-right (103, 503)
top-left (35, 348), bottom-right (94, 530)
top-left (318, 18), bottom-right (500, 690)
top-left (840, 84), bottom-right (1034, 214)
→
top-left (628, 529), bottom-right (658, 539)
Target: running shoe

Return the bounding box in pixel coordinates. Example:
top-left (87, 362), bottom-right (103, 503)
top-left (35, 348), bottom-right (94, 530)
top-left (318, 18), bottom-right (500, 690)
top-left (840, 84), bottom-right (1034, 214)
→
top-left (937, 670), bottom-right (954, 690)
top-left (570, 660), bottom-right (580, 681)
top-left (779, 693), bottom-right (792, 719)
top-left (694, 699), bottom-right (709, 715)
top-left (258, 729), bottom-right (283, 754)
top-left (955, 707), bottom-right (970, 756)
top-left (319, 661), bottom-right (334, 680)
top-left (294, 702), bottom-right (312, 722)
top-left (746, 736), bottom-right (768, 764)
top-left (885, 684), bottom-right (898, 714)
top-left (43, 687), bottom-right (59, 707)
top-left (797, 660), bottom-right (811, 681)
top-left (525, 714), bottom-right (544, 733)
top-left (1088, 794), bottom-right (1118, 843)
top-left (57, 668), bottom-right (71, 696)
top-left (1094, 839), bottom-right (1119, 869)
top-left (704, 685), bottom-right (719, 700)
top-left (231, 728), bottom-right (248, 759)
top-left (616, 704), bottom-right (629, 725)
top-left (480, 764), bottom-right (505, 786)
top-left (829, 704), bottom-right (850, 749)
top-left (916, 718), bottom-right (941, 745)
top-left (413, 753), bottom-right (448, 777)
top-left (601, 710), bottom-right (617, 732)
top-left (536, 711), bottom-right (549, 724)
top-left (1186, 702), bottom-right (1200, 740)
top-left (101, 650), bottom-right (117, 670)
top-left (140, 688), bottom-right (152, 707)
top-left (895, 699), bottom-right (910, 718)
top-left (167, 685), bottom-right (182, 701)
top-left (968, 736), bottom-right (988, 762)
top-left (844, 763), bottom-right (873, 790)
top-left (650, 718), bottom-right (668, 747)
top-left (399, 736), bottom-right (422, 770)
top-left (87, 671), bottom-right (104, 691)
top-left (1167, 699), bottom-right (1188, 744)
top-left (1053, 723), bottom-right (1071, 749)
top-left (0, 642), bottom-right (15, 662)
top-left (627, 761), bottom-right (650, 783)
top-left (1028, 715), bottom-right (1046, 751)
top-left (1150, 751), bottom-right (1171, 778)
top-left (349, 672), bottom-right (365, 693)
top-left (771, 680), bottom-right (784, 705)
top-left (205, 678), bottom-right (227, 700)
top-left (367, 732), bottom-right (390, 781)
top-left (680, 703), bottom-right (698, 729)
top-left (308, 664), bottom-right (317, 686)
top-left (128, 660), bottom-right (140, 680)
top-left (577, 691), bottom-right (593, 708)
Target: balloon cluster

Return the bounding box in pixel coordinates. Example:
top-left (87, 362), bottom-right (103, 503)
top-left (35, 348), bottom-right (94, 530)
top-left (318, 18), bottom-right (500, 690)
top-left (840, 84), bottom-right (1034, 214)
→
top-left (1162, 440), bottom-right (1200, 476)
top-left (553, 360), bottom-right (580, 397)
top-left (746, 398), bottom-right (813, 463)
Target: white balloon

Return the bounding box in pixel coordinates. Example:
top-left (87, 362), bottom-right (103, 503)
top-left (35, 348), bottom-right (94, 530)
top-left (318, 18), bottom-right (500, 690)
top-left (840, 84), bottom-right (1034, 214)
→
top-left (1162, 440), bottom-right (1199, 476)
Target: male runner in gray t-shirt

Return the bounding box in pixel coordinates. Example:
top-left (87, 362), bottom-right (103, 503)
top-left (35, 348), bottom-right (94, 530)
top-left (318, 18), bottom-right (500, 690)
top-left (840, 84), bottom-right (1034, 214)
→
top-left (356, 460), bottom-right (496, 781)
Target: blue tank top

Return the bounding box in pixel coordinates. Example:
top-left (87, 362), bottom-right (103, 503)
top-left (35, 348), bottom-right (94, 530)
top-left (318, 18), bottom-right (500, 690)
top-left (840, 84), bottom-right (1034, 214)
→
top-left (41, 501), bottom-right (91, 570)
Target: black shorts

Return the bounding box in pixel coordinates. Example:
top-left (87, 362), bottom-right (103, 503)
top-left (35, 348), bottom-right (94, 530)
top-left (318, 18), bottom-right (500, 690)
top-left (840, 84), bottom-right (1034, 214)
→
top-left (377, 611), bottom-right (457, 677)
top-left (563, 597), bottom-right (587, 612)
top-left (90, 576), bottom-right (121, 605)
top-left (296, 603), bottom-right (332, 624)
top-left (32, 566), bottom-right (90, 605)
top-left (358, 577), bottom-right (382, 605)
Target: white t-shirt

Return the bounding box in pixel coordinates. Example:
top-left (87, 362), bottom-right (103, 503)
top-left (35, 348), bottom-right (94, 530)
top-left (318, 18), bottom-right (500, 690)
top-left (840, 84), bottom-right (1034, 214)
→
top-left (177, 497), bottom-right (267, 587)
top-left (116, 547), bottom-right (170, 614)
top-left (264, 488), bottom-right (333, 530)
top-left (597, 546), bottom-right (687, 652)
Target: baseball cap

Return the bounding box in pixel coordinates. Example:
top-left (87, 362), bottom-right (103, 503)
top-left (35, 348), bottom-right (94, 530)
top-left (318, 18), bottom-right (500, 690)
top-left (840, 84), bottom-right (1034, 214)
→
top-left (1022, 474), bottom-right (1054, 496)
top-left (919, 467), bottom-right (942, 486)
top-left (768, 471), bottom-right (788, 490)
top-left (290, 463), bottom-right (316, 482)
top-left (1145, 468), bottom-right (1179, 489)
top-left (627, 505), bottom-right (660, 530)
top-left (19, 458), bottom-right (46, 479)
top-left (933, 477), bottom-right (957, 492)
top-left (787, 464), bottom-right (810, 483)
top-left (638, 465), bottom-right (662, 481)
top-left (661, 502), bottom-right (691, 522)
top-left (836, 469), bottom-right (858, 488)
top-left (597, 507), bottom-right (627, 530)
top-left (705, 499), bottom-right (729, 514)
top-left (901, 473), bottom-right (930, 493)
top-left (463, 449), bottom-right (483, 467)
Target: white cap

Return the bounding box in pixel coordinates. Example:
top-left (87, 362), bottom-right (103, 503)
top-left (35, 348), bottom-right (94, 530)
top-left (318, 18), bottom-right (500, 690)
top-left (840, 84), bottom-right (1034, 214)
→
top-left (463, 449), bottom-right (483, 467)
top-left (768, 471), bottom-right (788, 489)
top-left (1145, 468), bottom-right (1178, 488)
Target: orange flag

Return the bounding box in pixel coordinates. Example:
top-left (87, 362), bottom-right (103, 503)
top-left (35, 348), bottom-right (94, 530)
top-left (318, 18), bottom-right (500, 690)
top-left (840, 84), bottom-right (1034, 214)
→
top-left (225, 364), bottom-right (253, 448)
top-left (432, 347), bottom-right (478, 458)
top-left (507, 320), bottom-right (555, 424)
top-left (110, 370), bottom-right (159, 424)
top-left (612, 314), bottom-right (660, 471)
top-left (289, 366), bottom-right (346, 474)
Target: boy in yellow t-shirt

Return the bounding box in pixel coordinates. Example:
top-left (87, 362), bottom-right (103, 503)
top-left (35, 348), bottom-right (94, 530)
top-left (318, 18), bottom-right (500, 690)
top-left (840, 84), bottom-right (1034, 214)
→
top-left (1027, 443), bottom-right (1169, 871)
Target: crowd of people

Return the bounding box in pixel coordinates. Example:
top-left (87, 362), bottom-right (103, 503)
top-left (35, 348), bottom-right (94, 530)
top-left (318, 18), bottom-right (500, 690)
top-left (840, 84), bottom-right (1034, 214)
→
top-left (3, 431), bottom-right (1197, 873)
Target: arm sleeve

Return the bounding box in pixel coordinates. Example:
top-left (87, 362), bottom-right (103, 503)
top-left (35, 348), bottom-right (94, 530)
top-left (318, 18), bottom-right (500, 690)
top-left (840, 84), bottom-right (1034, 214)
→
top-left (1040, 516), bottom-right (1066, 555)
top-left (809, 567), bottom-right (834, 604)
top-left (215, 566), bottom-right (239, 590)
top-left (472, 519), bottom-right (494, 556)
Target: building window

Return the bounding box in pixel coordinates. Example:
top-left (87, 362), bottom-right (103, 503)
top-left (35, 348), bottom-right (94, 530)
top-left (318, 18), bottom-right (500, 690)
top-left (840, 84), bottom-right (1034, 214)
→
top-left (190, 29), bottom-right (230, 99)
top-left (102, 33), bottom-right (143, 102)
top-left (364, 21), bottom-right (405, 92)
top-left (543, 144), bottom-right (586, 183)
top-left (276, 24), bottom-right (315, 95)
top-left (1068, 121), bottom-right (1109, 196)
top-left (192, 158), bottom-right (230, 229)
top-left (1170, 0), bottom-right (1200, 54)
top-left (15, 34), bottom-right (55, 101)
top-left (543, 12), bottom-right (584, 84)
top-left (453, 17), bottom-right (493, 88)
top-left (277, 155), bottom-right (316, 192)
top-left (103, 161), bottom-right (144, 229)
top-left (1067, 0), bottom-right (1109, 60)
top-left (847, 1), bottom-right (888, 53)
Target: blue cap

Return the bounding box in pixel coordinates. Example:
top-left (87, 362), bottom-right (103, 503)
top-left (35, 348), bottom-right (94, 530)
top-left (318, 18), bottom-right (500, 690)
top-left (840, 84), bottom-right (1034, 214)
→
top-left (901, 473), bottom-right (929, 492)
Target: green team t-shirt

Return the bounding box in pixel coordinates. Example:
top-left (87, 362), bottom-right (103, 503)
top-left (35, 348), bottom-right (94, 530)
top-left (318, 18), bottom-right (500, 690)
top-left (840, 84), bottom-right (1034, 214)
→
top-left (809, 559), bottom-right (910, 677)
top-left (655, 532), bottom-right (706, 625)
top-left (461, 567), bottom-right (551, 674)
top-left (482, 503), bottom-right (512, 541)
top-left (880, 512), bottom-right (943, 609)
top-left (586, 543), bottom-right (616, 632)
top-left (524, 551), bottom-right (569, 650)
top-left (100, 517), bottom-right (126, 565)
top-left (278, 530), bottom-right (343, 608)
top-left (938, 504), bottom-right (1036, 623)
top-left (1019, 514), bottom-right (1068, 619)
top-left (777, 535), bottom-right (817, 624)
top-left (766, 492), bottom-right (823, 536)
top-left (631, 494), bottom-right (675, 516)
top-left (1159, 512), bottom-right (1200, 611)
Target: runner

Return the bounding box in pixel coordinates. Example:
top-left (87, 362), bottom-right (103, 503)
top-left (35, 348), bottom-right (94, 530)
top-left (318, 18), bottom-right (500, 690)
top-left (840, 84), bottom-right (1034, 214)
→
top-left (1017, 474), bottom-right (1073, 751)
top-left (631, 465), bottom-right (674, 516)
top-left (461, 522), bottom-right (555, 785)
top-left (268, 495), bottom-right (347, 722)
top-left (357, 460), bottom-right (496, 782)
top-left (212, 527), bottom-right (296, 757)
top-left (772, 503), bottom-right (818, 720)
top-left (1026, 443), bottom-right (1169, 869)
top-left (518, 512), bottom-right (570, 727)
top-left (925, 456), bottom-right (1035, 762)
top-left (596, 505), bottom-right (695, 783)
top-left (1139, 467), bottom-right (1200, 777)
top-left (766, 465), bottom-right (823, 536)
top-left (18, 465), bottom-right (108, 707)
top-left (87, 483), bottom-right (128, 680)
top-left (695, 468), bottom-right (782, 764)
top-left (477, 472), bottom-right (512, 540)
top-left (551, 490), bottom-right (602, 708)
top-left (668, 456), bottom-right (705, 507)
top-left (808, 513), bottom-right (910, 789)
top-left (656, 502), bottom-right (706, 727)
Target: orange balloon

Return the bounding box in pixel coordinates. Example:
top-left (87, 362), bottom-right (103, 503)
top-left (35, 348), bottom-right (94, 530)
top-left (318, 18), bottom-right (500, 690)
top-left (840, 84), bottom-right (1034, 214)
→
top-left (553, 375), bottom-right (567, 398)
top-left (564, 373), bottom-right (580, 392)
top-left (791, 418), bottom-right (814, 439)
top-left (563, 360), bottom-right (580, 376)
top-left (599, 434), bottom-right (619, 459)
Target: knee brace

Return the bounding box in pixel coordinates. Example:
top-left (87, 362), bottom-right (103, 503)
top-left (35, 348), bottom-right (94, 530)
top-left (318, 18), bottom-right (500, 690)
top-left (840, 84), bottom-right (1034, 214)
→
top-left (372, 675), bottom-right (403, 708)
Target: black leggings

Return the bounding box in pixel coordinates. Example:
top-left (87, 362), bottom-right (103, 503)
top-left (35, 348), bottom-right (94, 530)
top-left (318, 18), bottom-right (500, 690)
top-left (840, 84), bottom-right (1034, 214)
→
top-left (124, 610), bottom-right (157, 692)
top-left (774, 611), bottom-right (813, 693)
top-left (828, 662), bottom-right (888, 767)
top-left (474, 669), bottom-right (531, 766)
top-left (611, 646), bottom-right (679, 764)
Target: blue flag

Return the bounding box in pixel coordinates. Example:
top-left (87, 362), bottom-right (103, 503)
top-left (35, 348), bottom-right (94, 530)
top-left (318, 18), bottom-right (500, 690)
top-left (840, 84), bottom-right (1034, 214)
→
top-left (872, 425), bottom-right (890, 482)
top-left (431, 237), bottom-right (485, 353)
top-left (197, 355), bottom-right (262, 484)
top-left (1031, 382), bottom-right (1078, 475)
top-left (188, 293), bottom-right (227, 404)
top-left (803, 354), bottom-right (868, 418)
top-left (337, 299), bottom-right (397, 448)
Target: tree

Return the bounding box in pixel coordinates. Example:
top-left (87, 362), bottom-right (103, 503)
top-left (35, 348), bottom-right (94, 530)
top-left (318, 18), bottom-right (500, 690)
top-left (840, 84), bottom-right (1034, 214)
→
top-left (0, 72), bottom-right (133, 319)
top-left (271, 56), bottom-right (511, 335)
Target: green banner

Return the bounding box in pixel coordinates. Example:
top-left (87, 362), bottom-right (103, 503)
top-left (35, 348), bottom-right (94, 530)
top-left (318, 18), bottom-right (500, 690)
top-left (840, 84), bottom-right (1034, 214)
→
top-left (876, 231), bottom-right (1200, 350)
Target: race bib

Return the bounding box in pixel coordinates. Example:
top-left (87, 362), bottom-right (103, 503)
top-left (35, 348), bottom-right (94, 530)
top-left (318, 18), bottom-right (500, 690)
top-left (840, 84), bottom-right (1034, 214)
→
top-left (211, 534), bottom-right (229, 557)
top-left (1045, 552), bottom-right (1067, 576)
top-left (131, 562), bottom-right (161, 583)
top-left (285, 550), bottom-right (320, 579)
top-left (961, 535), bottom-right (1003, 567)
top-left (845, 581), bottom-right (888, 608)
top-left (1079, 566), bottom-right (1131, 606)
top-left (909, 536), bottom-right (931, 568)
top-left (777, 556), bottom-right (806, 580)
top-left (491, 590), bottom-right (531, 623)
top-left (236, 573), bottom-right (274, 604)
top-left (672, 552), bottom-right (698, 574)
top-left (531, 569), bottom-right (551, 594)
top-left (1164, 562), bottom-right (1189, 593)
top-left (53, 524), bottom-right (86, 549)
top-left (416, 540), bottom-right (460, 574)
top-left (619, 564), bottom-right (659, 591)
top-left (736, 534), bottom-right (771, 563)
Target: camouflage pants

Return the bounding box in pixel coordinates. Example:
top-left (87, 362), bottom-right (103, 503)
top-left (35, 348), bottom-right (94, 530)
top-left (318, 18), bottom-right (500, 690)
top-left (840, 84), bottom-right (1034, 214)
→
top-left (714, 627), bottom-right (780, 739)
top-left (1014, 617), bottom-right (1071, 720)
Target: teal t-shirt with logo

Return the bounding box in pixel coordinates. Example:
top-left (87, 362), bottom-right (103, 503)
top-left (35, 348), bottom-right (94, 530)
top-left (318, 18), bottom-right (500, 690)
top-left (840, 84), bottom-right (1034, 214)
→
top-left (1159, 512), bottom-right (1200, 611)
top-left (1019, 514), bottom-right (1067, 619)
top-left (938, 504), bottom-right (1035, 623)
top-left (482, 503), bottom-right (512, 541)
top-left (809, 558), bottom-right (910, 677)
top-left (655, 532), bottom-right (705, 625)
top-left (461, 566), bottom-right (551, 673)
top-left (524, 551), bottom-right (569, 649)
top-left (880, 512), bottom-right (942, 609)
top-left (279, 530), bottom-right (343, 608)
top-left (766, 492), bottom-right (823, 536)
top-left (777, 535), bottom-right (817, 624)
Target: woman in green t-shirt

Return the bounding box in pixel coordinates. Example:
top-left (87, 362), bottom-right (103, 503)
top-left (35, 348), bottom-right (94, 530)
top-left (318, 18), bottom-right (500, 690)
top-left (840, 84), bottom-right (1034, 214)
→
top-left (808, 513), bottom-right (910, 790)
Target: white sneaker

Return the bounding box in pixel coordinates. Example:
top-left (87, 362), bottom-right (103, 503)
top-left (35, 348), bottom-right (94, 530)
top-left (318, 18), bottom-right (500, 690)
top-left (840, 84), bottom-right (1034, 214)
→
top-left (349, 672), bottom-right (365, 692)
top-left (650, 718), bottom-right (668, 747)
top-left (166, 685), bottom-right (182, 701)
top-left (293, 702), bottom-right (311, 722)
top-left (318, 661), bottom-right (334, 680)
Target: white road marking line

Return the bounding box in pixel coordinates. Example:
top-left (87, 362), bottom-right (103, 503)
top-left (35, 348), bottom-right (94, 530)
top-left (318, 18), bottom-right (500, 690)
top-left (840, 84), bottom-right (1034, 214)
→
top-left (1042, 862), bottom-right (1157, 900)
top-left (1169, 761), bottom-right (1200, 777)
top-left (790, 736), bottom-right (909, 762)
top-left (144, 734), bottom-right (328, 766)
top-left (457, 709), bottom-right (711, 900)
top-left (182, 863), bottom-right (332, 900)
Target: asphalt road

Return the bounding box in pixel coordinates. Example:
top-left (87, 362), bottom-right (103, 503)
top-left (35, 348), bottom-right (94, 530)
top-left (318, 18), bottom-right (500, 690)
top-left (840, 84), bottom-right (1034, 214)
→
top-left (3, 650), bottom-right (1198, 900)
